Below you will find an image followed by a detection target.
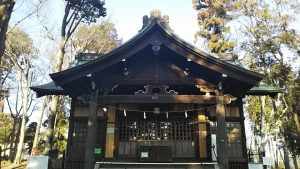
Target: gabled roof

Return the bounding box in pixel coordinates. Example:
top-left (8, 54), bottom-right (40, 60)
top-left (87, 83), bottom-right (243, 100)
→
top-left (49, 17), bottom-right (263, 88)
top-left (30, 10), bottom-right (283, 98)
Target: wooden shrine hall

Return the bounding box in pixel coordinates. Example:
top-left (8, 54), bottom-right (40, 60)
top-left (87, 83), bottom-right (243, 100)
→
top-left (31, 10), bottom-right (282, 169)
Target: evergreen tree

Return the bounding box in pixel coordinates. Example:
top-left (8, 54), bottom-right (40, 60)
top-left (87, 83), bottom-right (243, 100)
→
top-left (45, 0), bottom-right (107, 155)
top-left (192, 0), bottom-right (237, 54)
top-left (72, 20), bottom-right (122, 53)
top-left (237, 0), bottom-right (300, 167)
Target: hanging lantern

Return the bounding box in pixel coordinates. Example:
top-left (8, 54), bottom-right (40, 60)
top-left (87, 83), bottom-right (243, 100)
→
top-left (153, 107), bottom-right (160, 114)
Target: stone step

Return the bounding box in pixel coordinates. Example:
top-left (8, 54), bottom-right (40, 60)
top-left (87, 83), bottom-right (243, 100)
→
top-left (94, 162), bottom-right (216, 169)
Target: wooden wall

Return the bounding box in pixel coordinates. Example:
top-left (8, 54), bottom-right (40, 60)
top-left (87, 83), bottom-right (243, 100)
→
top-left (71, 101), bottom-right (245, 161)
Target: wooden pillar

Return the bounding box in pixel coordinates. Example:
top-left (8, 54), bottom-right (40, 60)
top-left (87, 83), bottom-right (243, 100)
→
top-left (238, 98), bottom-right (248, 160)
top-left (105, 106), bottom-right (115, 158)
top-left (66, 98), bottom-right (75, 159)
top-left (216, 96), bottom-right (229, 169)
top-left (84, 94), bottom-right (98, 169)
top-left (198, 109), bottom-right (207, 158)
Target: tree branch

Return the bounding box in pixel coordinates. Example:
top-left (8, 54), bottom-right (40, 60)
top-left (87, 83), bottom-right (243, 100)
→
top-left (68, 17), bottom-right (83, 39)
top-left (6, 0), bottom-right (46, 35)
top-left (6, 97), bottom-right (15, 118)
top-left (61, 3), bottom-right (71, 37)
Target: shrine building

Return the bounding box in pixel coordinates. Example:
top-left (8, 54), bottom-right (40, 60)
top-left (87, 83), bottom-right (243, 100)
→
top-left (31, 10), bottom-right (282, 169)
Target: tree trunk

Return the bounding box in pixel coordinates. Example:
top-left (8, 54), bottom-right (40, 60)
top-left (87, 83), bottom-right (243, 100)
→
top-left (0, 0), bottom-right (15, 60)
top-left (8, 115), bottom-right (17, 161)
top-left (6, 85), bottom-right (20, 162)
top-left (259, 96), bottom-right (266, 162)
top-left (13, 69), bottom-right (29, 165)
top-left (43, 37), bottom-right (66, 155)
top-left (12, 119), bottom-right (21, 159)
top-left (274, 135), bottom-right (279, 169)
top-left (292, 155), bottom-right (298, 169)
top-left (43, 95), bottom-right (58, 155)
top-left (13, 114), bottom-right (26, 165)
top-left (31, 97), bottom-right (48, 155)
top-left (55, 37), bottom-right (67, 72)
top-left (267, 138), bottom-right (276, 169)
top-left (293, 111), bottom-right (300, 134)
top-left (0, 98), bottom-right (4, 112)
top-left (282, 135), bottom-right (291, 169)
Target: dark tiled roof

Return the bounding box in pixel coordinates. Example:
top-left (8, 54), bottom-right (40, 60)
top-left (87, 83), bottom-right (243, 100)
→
top-left (248, 82), bottom-right (284, 96)
top-left (30, 82), bottom-right (67, 97)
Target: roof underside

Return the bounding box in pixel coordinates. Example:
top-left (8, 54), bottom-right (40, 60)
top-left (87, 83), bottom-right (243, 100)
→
top-left (31, 81), bottom-right (283, 98)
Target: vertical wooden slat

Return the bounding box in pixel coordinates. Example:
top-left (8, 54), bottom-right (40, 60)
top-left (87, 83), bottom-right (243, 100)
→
top-left (216, 96), bottom-right (229, 169)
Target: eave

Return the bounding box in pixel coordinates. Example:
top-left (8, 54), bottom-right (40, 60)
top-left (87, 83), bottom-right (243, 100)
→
top-left (30, 82), bottom-right (68, 97)
top-left (247, 82), bottom-right (284, 97)
top-left (50, 20), bottom-right (263, 88)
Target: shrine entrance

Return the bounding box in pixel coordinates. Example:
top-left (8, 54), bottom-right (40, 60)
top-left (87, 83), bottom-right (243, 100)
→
top-left (117, 104), bottom-right (198, 161)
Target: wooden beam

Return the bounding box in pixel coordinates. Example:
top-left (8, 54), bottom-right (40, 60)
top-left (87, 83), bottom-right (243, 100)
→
top-left (216, 97), bottom-right (229, 169)
top-left (84, 94), bottom-right (98, 169)
top-left (83, 95), bottom-right (218, 104)
top-left (94, 79), bottom-right (212, 85)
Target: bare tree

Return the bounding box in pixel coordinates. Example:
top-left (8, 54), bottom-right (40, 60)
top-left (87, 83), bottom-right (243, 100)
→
top-left (2, 27), bottom-right (37, 165)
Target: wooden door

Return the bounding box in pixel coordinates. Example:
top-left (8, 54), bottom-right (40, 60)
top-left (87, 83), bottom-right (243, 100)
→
top-left (117, 112), bottom-right (197, 159)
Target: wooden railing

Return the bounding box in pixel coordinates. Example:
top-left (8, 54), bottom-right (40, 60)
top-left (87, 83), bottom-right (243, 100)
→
top-left (66, 160), bottom-right (84, 169)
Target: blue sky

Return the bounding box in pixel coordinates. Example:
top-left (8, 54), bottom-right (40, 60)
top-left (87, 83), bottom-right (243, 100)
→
top-left (6, 0), bottom-right (300, 139)
top-left (105, 0), bottom-right (199, 43)
top-left (7, 0), bottom-right (201, 121)
top-left (11, 0), bottom-right (199, 44)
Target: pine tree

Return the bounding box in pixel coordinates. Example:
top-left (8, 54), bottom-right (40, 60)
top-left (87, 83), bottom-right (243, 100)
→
top-left (192, 0), bottom-right (237, 54)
